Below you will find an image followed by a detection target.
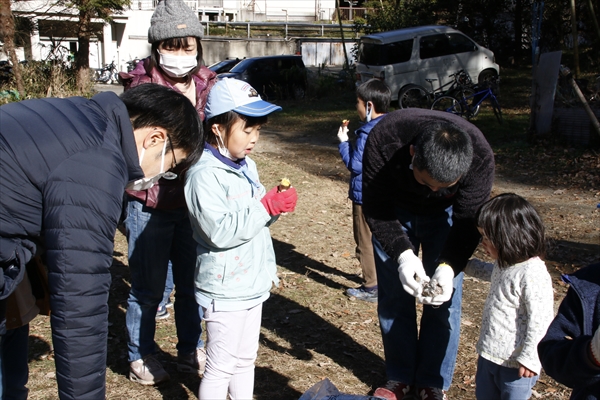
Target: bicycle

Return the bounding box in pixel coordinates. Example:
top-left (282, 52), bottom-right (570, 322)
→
top-left (126, 57), bottom-right (140, 73)
top-left (94, 61), bottom-right (119, 84)
top-left (431, 76), bottom-right (503, 123)
top-left (398, 70), bottom-right (475, 109)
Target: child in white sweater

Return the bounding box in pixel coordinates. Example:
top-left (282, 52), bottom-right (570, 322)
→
top-left (464, 193), bottom-right (554, 400)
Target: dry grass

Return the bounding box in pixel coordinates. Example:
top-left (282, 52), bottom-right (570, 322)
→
top-left (24, 68), bottom-right (600, 398)
top-left (25, 134), bottom-right (598, 399)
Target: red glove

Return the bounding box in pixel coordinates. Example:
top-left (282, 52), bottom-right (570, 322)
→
top-left (260, 186), bottom-right (298, 215)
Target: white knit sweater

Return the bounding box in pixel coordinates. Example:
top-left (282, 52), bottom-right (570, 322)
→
top-left (464, 256), bottom-right (554, 373)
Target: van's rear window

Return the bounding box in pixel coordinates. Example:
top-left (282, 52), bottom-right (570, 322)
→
top-left (358, 39), bottom-right (413, 66)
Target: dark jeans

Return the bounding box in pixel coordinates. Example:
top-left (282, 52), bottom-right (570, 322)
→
top-left (373, 206), bottom-right (463, 390)
top-left (0, 324), bottom-right (29, 400)
top-left (125, 199), bottom-right (203, 361)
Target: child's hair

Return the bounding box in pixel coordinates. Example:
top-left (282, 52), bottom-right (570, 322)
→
top-left (204, 111), bottom-right (267, 146)
top-left (476, 193), bottom-right (546, 268)
top-left (150, 37), bottom-right (203, 85)
top-left (356, 78), bottom-right (391, 114)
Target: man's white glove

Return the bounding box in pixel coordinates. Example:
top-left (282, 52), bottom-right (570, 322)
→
top-left (337, 125), bottom-right (349, 142)
top-left (420, 264), bottom-right (454, 306)
top-left (397, 249), bottom-right (428, 297)
top-left (591, 325), bottom-right (600, 366)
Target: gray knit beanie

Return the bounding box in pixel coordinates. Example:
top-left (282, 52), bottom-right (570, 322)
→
top-left (148, 0), bottom-right (204, 43)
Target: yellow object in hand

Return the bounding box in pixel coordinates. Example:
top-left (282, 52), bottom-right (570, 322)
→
top-left (279, 178), bottom-right (291, 192)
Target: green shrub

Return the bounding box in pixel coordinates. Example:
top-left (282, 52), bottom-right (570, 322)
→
top-left (0, 61), bottom-right (95, 102)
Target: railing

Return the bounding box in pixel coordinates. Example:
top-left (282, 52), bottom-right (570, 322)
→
top-left (131, 0), bottom-right (156, 11)
top-left (186, 1), bottom-right (224, 10)
top-left (336, 7), bottom-right (368, 21)
top-left (201, 21), bottom-right (357, 39)
top-left (197, 0), bottom-right (222, 6)
top-left (131, 0), bottom-right (223, 11)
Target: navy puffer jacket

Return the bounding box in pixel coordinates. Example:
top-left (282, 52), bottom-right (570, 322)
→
top-left (538, 263), bottom-right (600, 399)
top-left (0, 92), bottom-right (143, 399)
top-left (338, 115), bottom-right (384, 204)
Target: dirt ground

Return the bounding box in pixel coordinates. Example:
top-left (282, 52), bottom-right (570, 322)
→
top-left (25, 114), bottom-right (599, 399)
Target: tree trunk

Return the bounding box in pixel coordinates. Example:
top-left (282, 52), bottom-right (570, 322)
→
top-left (513, 0), bottom-right (523, 66)
top-left (76, 6), bottom-right (92, 94)
top-left (0, 0), bottom-right (25, 96)
top-left (570, 0), bottom-right (580, 76)
top-left (586, 0), bottom-right (600, 43)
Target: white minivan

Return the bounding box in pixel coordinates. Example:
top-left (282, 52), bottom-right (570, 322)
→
top-left (355, 25), bottom-right (500, 102)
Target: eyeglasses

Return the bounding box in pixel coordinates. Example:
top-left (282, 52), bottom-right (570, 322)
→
top-left (167, 135), bottom-right (177, 170)
top-left (161, 135), bottom-right (178, 181)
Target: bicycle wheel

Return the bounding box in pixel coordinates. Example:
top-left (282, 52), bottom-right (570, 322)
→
top-left (398, 84), bottom-right (430, 109)
top-left (491, 97), bottom-right (503, 124)
top-left (431, 95), bottom-right (464, 116)
top-left (451, 87), bottom-right (480, 117)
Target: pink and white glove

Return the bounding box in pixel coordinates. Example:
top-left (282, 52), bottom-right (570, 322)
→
top-left (260, 186), bottom-right (298, 216)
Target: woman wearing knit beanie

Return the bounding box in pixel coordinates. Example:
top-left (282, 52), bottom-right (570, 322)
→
top-left (119, 0), bottom-right (216, 387)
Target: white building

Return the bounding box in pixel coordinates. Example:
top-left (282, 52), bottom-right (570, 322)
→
top-left (8, 0), bottom-right (338, 70)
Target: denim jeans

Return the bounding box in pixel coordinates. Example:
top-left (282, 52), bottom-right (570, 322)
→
top-left (0, 324), bottom-right (29, 400)
top-left (125, 199), bottom-right (203, 362)
top-left (373, 206), bottom-right (463, 391)
top-left (475, 356), bottom-right (538, 399)
top-left (159, 262), bottom-right (174, 309)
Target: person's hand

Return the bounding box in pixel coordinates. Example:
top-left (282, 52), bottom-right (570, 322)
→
top-left (397, 249), bottom-right (428, 297)
top-left (518, 364), bottom-right (537, 378)
top-left (420, 264), bottom-right (454, 306)
top-left (260, 186), bottom-right (298, 216)
top-left (337, 125), bottom-right (349, 143)
top-left (591, 325), bottom-right (600, 366)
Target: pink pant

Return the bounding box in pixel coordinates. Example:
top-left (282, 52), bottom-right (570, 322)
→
top-left (198, 302), bottom-right (263, 400)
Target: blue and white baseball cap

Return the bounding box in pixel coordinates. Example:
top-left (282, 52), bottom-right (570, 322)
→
top-left (204, 78), bottom-right (282, 120)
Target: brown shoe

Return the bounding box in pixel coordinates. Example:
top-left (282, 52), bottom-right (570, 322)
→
top-left (373, 381), bottom-right (412, 400)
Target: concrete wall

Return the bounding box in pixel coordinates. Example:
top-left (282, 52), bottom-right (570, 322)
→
top-left (300, 40), bottom-right (355, 66)
top-left (201, 37), bottom-right (296, 65)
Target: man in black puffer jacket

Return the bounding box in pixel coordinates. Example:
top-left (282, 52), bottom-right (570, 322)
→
top-left (362, 109), bottom-right (495, 400)
top-left (0, 84), bottom-right (204, 399)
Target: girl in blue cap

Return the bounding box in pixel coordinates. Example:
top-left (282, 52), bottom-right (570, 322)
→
top-left (185, 78), bottom-right (298, 399)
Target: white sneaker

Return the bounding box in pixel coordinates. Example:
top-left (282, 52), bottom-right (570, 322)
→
top-left (129, 354), bottom-right (170, 385)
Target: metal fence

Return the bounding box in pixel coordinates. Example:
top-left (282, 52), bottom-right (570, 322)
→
top-left (202, 21), bottom-right (357, 39)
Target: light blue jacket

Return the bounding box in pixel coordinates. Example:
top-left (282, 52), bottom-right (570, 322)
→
top-left (184, 145), bottom-right (279, 311)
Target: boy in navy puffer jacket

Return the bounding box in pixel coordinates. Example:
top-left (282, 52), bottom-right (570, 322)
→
top-left (337, 78), bottom-right (391, 302)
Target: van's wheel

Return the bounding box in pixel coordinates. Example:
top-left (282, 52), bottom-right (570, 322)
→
top-left (398, 84), bottom-right (429, 109)
top-left (292, 85), bottom-right (306, 99)
top-left (478, 69), bottom-right (498, 86)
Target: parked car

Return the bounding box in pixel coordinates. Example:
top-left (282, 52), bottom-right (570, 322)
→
top-left (355, 25), bottom-right (500, 102)
top-left (208, 58), bottom-right (243, 74)
top-left (218, 55), bottom-right (307, 100)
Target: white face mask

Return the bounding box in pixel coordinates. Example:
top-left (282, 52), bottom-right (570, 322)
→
top-left (365, 102), bottom-right (373, 123)
top-left (126, 139), bottom-right (177, 191)
top-left (158, 52), bottom-right (198, 78)
top-left (215, 130), bottom-right (236, 160)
